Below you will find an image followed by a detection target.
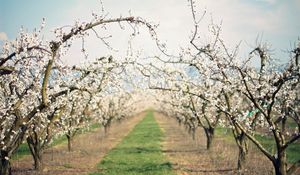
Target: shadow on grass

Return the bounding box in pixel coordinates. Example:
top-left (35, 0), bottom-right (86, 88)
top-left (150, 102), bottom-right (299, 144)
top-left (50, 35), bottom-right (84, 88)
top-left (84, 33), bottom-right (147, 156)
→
top-left (178, 167), bottom-right (237, 173)
top-left (124, 162), bottom-right (172, 173)
top-left (95, 152), bottom-right (174, 175)
top-left (110, 146), bottom-right (161, 154)
top-left (162, 149), bottom-right (203, 153)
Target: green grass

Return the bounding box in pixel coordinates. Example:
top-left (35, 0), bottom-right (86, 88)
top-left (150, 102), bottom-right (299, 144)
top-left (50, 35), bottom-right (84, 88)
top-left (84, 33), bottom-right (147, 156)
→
top-left (89, 123), bottom-right (102, 130)
top-left (215, 127), bottom-right (234, 142)
top-left (286, 118), bottom-right (298, 128)
top-left (12, 134), bottom-right (68, 160)
top-left (216, 127), bottom-right (300, 163)
top-left (63, 163), bottom-right (73, 168)
top-left (255, 134), bottom-right (300, 163)
top-left (12, 123), bottom-right (101, 160)
top-left (90, 111), bottom-right (174, 175)
top-left (11, 143), bottom-right (30, 160)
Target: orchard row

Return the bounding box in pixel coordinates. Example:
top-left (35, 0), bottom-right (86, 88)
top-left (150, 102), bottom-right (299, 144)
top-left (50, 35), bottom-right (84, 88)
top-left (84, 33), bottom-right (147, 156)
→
top-left (1, 1), bottom-right (299, 175)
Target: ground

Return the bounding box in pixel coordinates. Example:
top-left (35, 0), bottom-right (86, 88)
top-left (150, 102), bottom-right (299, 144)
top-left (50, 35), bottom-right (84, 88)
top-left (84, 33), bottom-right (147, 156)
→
top-left (11, 112), bottom-right (145, 175)
top-left (11, 111), bottom-right (300, 175)
top-left (155, 112), bottom-right (275, 175)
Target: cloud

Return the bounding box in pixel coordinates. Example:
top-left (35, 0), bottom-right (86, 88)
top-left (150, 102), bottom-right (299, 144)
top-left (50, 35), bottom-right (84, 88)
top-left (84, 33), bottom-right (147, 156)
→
top-left (0, 32), bottom-right (8, 41)
top-left (255, 0), bottom-right (276, 4)
top-left (39, 0), bottom-right (298, 65)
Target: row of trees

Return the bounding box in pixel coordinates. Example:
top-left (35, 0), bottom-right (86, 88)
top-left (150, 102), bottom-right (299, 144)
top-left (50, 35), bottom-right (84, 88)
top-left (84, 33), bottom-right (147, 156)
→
top-left (151, 39), bottom-right (299, 175)
top-left (1, 1), bottom-right (299, 175)
top-left (0, 7), bottom-right (160, 174)
top-left (147, 1), bottom-right (300, 174)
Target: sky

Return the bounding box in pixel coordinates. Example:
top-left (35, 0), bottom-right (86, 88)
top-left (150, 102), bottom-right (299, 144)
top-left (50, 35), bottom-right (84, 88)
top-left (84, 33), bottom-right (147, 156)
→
top-left (0, 0), bottom-right (299, 65)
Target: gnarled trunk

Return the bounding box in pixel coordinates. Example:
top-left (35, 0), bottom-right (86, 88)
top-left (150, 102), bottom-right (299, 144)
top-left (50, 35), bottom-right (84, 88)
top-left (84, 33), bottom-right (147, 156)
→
top-left (104, 125), bottom-right (111, 136)
top-left (66, 134), bottom-right (72, 152)
top-left (237, 145), bottom-right (247, 172)
top-left (204, 127), bottom-right (215, 150)
top-left (273, 150), bottom-right (287, 175)
top-left (27, 136), bottom-right (44, 171)
top-left (237, 132), bottom-right (248, 173)
top-left (0, 150), bottom-right (11, 175)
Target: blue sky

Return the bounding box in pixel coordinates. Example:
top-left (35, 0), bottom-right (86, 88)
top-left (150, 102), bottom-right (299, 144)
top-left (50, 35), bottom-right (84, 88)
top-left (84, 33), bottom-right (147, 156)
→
top-left (1, 0), bottom-right (299, 65)
top-left (1, 1), bottom-right (70, 38)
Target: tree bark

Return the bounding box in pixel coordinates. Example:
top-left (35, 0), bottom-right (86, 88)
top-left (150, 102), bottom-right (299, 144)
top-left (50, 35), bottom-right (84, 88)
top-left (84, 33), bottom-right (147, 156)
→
top-left (27, 136), bottom-right (44, 171)
top-left (104, 125), bottom-right (110, 136)
top-left (237, 145), bottom-right (247, 170)
top-left (237, 133), bottom-right (248, 173)
top-left (33, 152), bottom-right (43, 171)
top-left (204, 127), bottom-right (214, 150)
top-left (0, 150), bottom-right (11, 175)
top-left (273, 150), bottom-right (287, 175)
top-left (66, 134), bottom-right (72, 152)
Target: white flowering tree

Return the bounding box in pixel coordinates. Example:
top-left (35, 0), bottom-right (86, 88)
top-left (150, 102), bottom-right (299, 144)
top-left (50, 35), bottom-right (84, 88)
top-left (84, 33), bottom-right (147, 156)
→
top-left (144, 54), bottom-right (223, 150)
top-left (0, 23), bottom-right (52, 174)
top-left (184, 1), bottom-right (300, 173)
top-left (58, 56), bottom-right (120, 152)
top-left (225, 45), bottom-right (300, 175)
top-left (146, 1), bottom-right (300, 174)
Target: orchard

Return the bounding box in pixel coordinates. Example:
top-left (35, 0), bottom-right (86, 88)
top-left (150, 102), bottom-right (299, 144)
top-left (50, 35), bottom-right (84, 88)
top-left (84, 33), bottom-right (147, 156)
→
top-left (1, 1), bottom-right (299, 175)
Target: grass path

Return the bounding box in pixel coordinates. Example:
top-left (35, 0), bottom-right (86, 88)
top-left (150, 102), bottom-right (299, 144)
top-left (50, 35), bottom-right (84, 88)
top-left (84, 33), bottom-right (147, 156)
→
top-left (91, 111), bottom-right (174, 175)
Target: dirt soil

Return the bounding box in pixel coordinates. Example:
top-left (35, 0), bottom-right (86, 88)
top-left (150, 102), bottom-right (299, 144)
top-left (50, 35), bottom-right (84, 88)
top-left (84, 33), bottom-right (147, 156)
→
top-left (11, 112), bottom-right (299, 175)
top-left (11, 112), bottom-right (146, 175)
top-left (154, 112), bottom-right (289, 175)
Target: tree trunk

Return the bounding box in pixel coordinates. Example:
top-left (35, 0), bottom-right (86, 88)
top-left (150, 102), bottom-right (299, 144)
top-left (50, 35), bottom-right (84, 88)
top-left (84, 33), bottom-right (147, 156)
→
top-left (0, 150), bottom-right (11, 175)
top-left (32, 152), bottom-right (43, 171)
top-left (237, 146), bottom-right (247, 169)
top-left (273, 150), bottom-right (287, 175)
top-left (204, 127), bottom-right (214, 150)
top-left (237, 133), bottom-right (248, 173)
top-left (27, 137), bottom-right (44, 171)
top-left (66, 135), bottom-right (72, 152)
top-left (104, 126), bottom-right (110, 136)
top-left (192, 128), bottom-right (196, 140)
top-left (234, 130), bottom-right (248, 174)
top-left (237, 144), bottom-right (247, 174)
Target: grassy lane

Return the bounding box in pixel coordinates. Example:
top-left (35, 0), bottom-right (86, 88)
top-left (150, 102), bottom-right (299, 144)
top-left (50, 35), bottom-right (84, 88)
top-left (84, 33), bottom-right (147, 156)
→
top-left (90, 111), bottom-right (174, 175)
